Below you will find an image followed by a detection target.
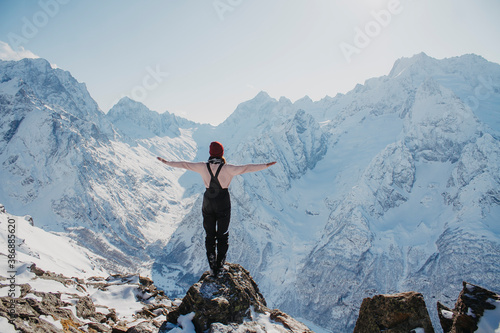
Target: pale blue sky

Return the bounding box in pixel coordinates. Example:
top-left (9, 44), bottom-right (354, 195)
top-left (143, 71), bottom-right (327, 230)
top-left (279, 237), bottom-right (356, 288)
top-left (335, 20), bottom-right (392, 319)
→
top-left (1, 0), bottom-right (499, 124)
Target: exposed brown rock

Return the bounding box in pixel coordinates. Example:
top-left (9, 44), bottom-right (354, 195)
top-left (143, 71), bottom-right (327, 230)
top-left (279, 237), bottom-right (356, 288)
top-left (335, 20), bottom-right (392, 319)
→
top-left (354, 291), bottom-right (434, 333)
top-left (171, 263), bottom-right (267, 332)
top-left (269, 309), bottom-right (314, 333)
top-left (2, 263), bottom-right (310, 332)
top-left (125, 321), bottom-right (157, 332)
top-left (437, 281), bottom-right (500, 333)
top-left (437, 302), bottom-right (454, 333)
top-left (169, 263), bottom-right (311, 333)
top-left (0, 267), bottom-right (176, 333)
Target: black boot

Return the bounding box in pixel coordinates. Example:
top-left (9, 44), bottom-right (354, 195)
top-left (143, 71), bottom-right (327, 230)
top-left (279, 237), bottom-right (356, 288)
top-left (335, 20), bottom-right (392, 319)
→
top-left (216, 256), bottom-right (226, 277)
top-left (208, 253), bottom-right (217, 277)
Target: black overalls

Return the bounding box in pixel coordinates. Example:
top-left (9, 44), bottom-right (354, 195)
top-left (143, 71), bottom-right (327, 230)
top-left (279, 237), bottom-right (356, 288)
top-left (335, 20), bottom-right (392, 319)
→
top-left (202, 162), bottom-right (231, 273)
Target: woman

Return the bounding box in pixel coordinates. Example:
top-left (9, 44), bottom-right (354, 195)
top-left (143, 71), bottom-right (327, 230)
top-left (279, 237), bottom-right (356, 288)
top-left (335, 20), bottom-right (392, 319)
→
top-left (157, 141), bottom-right (276, 276)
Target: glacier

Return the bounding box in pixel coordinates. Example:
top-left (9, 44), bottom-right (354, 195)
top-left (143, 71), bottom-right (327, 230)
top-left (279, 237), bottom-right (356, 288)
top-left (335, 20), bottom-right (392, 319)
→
top-left (1, 52), bottom-right (499, 332)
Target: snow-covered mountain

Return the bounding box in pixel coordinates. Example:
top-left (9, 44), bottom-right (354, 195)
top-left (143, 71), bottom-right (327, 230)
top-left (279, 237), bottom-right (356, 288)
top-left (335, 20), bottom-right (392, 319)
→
top-left (150, 53), bottom-right (500, 332)
top-left (0, 58), bottom-right (205, 273)
top-left (1, 53), bottom-right (499, 332)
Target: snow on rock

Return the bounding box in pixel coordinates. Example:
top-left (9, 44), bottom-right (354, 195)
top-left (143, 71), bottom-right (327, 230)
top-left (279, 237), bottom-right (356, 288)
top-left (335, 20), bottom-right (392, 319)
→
top-left (0, 208), bottom-right (174, 332)
top-left (437, 282), bottom-right (500, 333)
top-left (404, 78), bottom-right (478, 162)
top-left (165, 263), bottom-right (312, 333)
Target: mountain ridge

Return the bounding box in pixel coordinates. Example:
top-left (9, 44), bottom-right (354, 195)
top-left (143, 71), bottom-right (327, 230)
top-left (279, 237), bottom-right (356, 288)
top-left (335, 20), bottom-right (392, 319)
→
top-left (1, 53), bottom-right (499, 332)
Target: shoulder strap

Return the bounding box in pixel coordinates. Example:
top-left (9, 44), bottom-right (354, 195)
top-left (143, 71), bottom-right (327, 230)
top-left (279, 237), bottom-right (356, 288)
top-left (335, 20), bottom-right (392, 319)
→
top-left (214, 163), bottom-right (224, 178)
top-left (206, 163), bottom-right (224, 189)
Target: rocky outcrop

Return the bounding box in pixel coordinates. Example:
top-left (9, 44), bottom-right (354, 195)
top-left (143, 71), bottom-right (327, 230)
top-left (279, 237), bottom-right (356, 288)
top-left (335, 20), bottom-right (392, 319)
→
top-left (166, 263), bottom-right (312, 333)
top-left (353, 291), bottom-right (435, 333)
top-left (1, 263), bottom-right (311, 333)
top-left (353, 282), bottom-right (500, 333)
top-left (0, 264), bottom-right (175, 332)
top-left (437, 282), bottom-right (500, 333)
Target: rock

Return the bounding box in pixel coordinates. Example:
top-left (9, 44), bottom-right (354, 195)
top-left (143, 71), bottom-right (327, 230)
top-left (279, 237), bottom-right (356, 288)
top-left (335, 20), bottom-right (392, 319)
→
top-left (0, 291), bottom-right (84, 332)
top-left (24, 215), bottom-right (34, 226)
top-left (353, 291), bottom-right (435, 333)
top-left (170, 263), bottom-right (267, 332)
top-left (269, 309), bottom-right (313, 333)
top-left (84, 321), bottom-right (112, 332)
top-left (76, 295), bottom-right (96, 319)
top-left (30, 263), bottom-right (45, 276)
top-left (437, 302), bottom-right (454, 333)
top-left (437, 281), bottom-right (500, 333)
top-left (0, 268), bottom-right (175, 333)
top-left (126, 320), bottom-right (158, 332)
top-left (112, 327), bottom-right (129, 333)
top-left (168, 263), bottom-right (311, 333)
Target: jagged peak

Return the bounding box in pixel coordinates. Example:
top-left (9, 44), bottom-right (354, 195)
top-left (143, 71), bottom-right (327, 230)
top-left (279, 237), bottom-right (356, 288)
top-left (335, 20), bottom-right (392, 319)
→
top-left (0, 56), bottom-right (103, 120)
top-left (1, 56), bottom-right (51, 69)
top-left (115, 95), bottom-right (139, 106)
top-left (388, 52), bottom-right (435, 78)
top-left (254, 90), bottom-right (272, 101)
top-left (220, 91), bottom-right (278, 128)
top-left (279, 96), bottom-right (292, 104)
top-left (295, 95), bottom-right (313, 103)
top-left (388, 52), bottom-right (496, 80)
top-left (293, 95), bottom-right (314, 109)
top-left (109, 96), bottom-right (154, 115)
top-left (108, 96), bottom-right (196, 126)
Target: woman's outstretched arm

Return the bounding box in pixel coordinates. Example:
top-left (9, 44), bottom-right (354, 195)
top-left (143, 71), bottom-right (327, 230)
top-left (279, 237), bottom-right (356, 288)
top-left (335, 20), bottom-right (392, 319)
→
top-left (224, 161), bottom-right (277, 176)
top-left (157, 157), bottom-right (205, 172)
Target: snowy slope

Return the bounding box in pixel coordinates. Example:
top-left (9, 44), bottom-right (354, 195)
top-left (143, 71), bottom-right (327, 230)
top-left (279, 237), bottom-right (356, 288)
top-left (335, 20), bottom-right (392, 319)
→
top-left (0, 207), bottom-right (106, 280)
top-left (0, 208), bottom-right (176, 332)
top-left (1, 53), bottom-right (499, 332)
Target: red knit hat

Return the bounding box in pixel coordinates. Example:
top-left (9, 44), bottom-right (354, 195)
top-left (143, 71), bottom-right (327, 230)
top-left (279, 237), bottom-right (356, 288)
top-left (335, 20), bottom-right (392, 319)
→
top-left (209, 141), bottom-right (224, 158)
